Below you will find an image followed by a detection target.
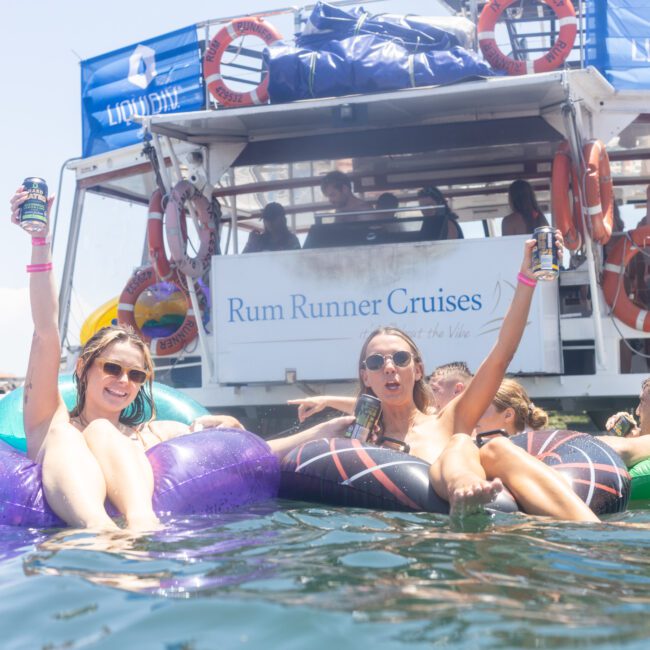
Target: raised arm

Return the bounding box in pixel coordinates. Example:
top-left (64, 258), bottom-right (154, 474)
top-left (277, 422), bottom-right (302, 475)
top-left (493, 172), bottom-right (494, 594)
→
top-left (449, 236), bottom-right (555, 434)
top-left (10, 189), bottom-right (65, 458)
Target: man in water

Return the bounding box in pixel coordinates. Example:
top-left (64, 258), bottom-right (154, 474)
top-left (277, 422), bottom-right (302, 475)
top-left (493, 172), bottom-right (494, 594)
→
top-left (428, 361), bottom-right (473, 411)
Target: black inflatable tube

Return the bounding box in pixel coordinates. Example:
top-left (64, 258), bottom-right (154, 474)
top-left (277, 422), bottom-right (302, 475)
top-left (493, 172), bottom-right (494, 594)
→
top-left (280, 430), bottom-right (630, 515)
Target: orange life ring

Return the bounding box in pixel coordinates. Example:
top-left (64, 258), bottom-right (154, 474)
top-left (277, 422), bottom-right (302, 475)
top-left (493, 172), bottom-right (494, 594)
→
top-left (583, 140), bottom-right (614, 246)
top-left (203, 17), bottom-right (282, 107)
top-left (602, 227), bottom-right (650, 331)
top-left (551, 142), bottom-right (582, 251)
top-left (117, 266), bottom-right (200, 356)
top-left (478, 0), bottom-right (578, 76)
top-left (147, 190), bottom-right (173, 282)
top-left (165, 181), bottom-right (217, 279)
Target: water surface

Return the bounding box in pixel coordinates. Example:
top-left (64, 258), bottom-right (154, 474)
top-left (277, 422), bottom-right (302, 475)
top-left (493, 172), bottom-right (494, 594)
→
top-left (3, 503), bottom-right (650, 649)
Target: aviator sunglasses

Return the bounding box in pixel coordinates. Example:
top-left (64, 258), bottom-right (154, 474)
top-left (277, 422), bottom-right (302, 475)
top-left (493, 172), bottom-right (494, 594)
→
top-left (363, 351), bottom-right (413, 371)
top-left (95, 358), bottom-right (150, 385)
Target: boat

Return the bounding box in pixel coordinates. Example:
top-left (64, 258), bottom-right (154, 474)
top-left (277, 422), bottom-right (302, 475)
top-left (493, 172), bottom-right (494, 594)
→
top-left (55, 0), bottom-right (650, 430)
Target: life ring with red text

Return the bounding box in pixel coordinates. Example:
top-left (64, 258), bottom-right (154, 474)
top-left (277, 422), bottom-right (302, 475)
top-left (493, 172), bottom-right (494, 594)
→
top-left (165, 181), bottom-right (217, 279)
top-left (478, 0), bottom-right (578, 76)
top-left (602, 226), bottom-right (650, 331)
top-left (117, 266), bottom-right (200, 356)
top-left (551, 141), bottom-right (582, 251)
top-left (204, 17), bottom-right (282, 107)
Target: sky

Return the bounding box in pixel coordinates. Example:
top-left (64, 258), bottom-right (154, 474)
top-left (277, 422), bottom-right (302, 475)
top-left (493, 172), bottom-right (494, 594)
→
top-left (0, 1), bottom-right (644, 377)
top-left (0, 0), bottom-right (454, 376)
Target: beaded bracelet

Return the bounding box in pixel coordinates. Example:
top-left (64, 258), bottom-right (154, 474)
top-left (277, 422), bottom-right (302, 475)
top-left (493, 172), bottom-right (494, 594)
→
top-left (26, 262), bottom-right (53, 273)
top-left (31, 237), bottom-right (49, 247)
top-left (517, 272), bottom-right (537, 287)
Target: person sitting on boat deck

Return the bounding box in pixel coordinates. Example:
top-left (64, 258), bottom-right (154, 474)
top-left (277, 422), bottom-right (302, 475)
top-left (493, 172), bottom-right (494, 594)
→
top-left (242, 202), bottom-right (301, 253)
top-left (320, 171), bottom-right (374, 224)
top-left (474, 378), bottom-right (548, 439)
top-left (428, 361), bottom-right (473, 411)
top-left (10, 188), bottom-right (351, 531)
top-left (417, 186), bottom-right (464, 240)
top-left (291, 236), bottom-right (598, 521)
top-left (501, 179), bottom-right (549, 236)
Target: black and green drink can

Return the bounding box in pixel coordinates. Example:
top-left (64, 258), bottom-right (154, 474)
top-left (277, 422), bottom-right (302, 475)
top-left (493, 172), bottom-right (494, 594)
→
top-left (20, 178), bottom-right (48, 234)
top-left (346, 394), bottom-right (382, 442)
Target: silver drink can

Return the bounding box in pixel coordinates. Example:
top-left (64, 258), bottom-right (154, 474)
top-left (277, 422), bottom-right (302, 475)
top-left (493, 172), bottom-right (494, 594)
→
top-left (346, 394), bottom-right (382, 442)
top-left (20, 177), bottom-right (48, 234)
top-left (532, 226), bottom-right (559, 280)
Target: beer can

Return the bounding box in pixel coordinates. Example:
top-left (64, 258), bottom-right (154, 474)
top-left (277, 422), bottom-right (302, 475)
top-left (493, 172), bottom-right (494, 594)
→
top-left (611, 413), bottom-right (635, 437)
top-left (346, 394), bottom-right (382, 442)
top-left (20, 177), bottom-right (48, 234)
top-left (531, 226), bottom-right (559, 280)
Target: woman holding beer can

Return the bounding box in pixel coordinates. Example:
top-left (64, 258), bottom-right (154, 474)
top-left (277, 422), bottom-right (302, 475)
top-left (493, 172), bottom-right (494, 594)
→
top-left (9, 187), bottom-right (351, 530)
top-left (292, 234), bottom-right (597, 521)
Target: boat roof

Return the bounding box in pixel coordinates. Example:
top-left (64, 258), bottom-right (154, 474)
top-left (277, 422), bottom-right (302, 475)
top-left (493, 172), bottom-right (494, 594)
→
top-left (68, 68), bottom-right (649, 222)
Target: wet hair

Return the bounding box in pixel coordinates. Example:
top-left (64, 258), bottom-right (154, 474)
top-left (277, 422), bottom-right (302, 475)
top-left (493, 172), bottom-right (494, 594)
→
top-left (320, 170), bottom-right (352, 193)
top-left (69, 324), bottom-right (155, 427)
top-left (642, 377), bottom-right (650, 393)
top-left (492, 378), bottom-right (547, 432)
top-left (428, 361), bottom-right (473, 383)
top-left (357, 327), bottom-right (432, 420)
top-left (508, 179), bottom-right (544, 232)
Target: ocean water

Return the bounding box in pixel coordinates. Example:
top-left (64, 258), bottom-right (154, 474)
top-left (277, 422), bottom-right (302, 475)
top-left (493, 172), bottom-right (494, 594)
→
top-left (2, 503), bottom-right (650, 649)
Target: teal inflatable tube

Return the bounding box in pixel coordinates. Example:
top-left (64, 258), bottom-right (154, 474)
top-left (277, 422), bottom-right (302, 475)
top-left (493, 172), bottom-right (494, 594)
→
top-left (0, 374), bottom-right (209, 453)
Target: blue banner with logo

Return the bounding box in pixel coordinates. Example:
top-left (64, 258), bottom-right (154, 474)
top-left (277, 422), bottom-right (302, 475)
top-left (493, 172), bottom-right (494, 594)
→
top-left (586, 0), bottom-right (650, 90)
top-left (81, 26), bottom-right (204, 158)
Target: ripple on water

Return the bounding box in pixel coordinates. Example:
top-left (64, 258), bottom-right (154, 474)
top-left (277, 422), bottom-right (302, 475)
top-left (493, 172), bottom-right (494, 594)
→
top-left (2, 504), bottom-right (650, 648)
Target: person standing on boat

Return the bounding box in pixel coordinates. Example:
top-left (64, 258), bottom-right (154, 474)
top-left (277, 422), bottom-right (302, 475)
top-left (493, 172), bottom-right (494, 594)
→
top-left (320, 171), bottom-right (374, 223)
top-left (9, 189), bottom-right (350, 530)
top-left (417, 186), bottom-right (464, 240)
top-left (501, 179), bottom-right (549, 236)
top-left (243, 202), bottom-right (301, 253)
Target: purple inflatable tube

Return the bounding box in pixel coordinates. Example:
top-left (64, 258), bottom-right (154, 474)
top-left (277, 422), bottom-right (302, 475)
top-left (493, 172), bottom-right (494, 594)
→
top-left (0, 428), bottom-right (280, 527)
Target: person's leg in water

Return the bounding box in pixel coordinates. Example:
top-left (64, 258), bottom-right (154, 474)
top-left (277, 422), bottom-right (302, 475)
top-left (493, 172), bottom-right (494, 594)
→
top-left (479, 436), bottom-right (599, 522)
top-left (429, 433), bottom-right (504, 515)
top-left (40, 422), bottom-right (118, 530)
top-left (82, 419), bottom-right (160, 531)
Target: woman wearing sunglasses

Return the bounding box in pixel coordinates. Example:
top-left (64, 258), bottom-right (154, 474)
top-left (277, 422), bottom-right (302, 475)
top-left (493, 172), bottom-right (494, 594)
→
top-left (291, 239), bottom-right (597, 522)
top-left (10, 190), bottom-right (351, 530)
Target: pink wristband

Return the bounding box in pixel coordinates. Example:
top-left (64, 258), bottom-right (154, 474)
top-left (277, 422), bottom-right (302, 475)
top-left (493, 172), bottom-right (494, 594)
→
top-left (31, 237), bottom-right (48, 247)
top-left (26, 262), bottom-right (52, 273)
top-left (517, 272), bottom-right (537, 287)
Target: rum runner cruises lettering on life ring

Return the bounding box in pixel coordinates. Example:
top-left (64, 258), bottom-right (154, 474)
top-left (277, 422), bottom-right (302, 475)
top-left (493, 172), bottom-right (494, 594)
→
top-left (602, 226), bottom-right (650, 331)
top-left (165, 181), bottom-right (217, 279)
top-left (478, 0), bottom-right (578, 76)
top-left (203, 17), bottom-right (282, 107)
top-left (118, 265), bottom-right (201, 356)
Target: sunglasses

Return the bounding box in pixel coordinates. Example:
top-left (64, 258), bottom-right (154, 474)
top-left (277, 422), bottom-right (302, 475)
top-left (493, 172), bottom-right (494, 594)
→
top-left (95, 358), bottom-right (150, 385)
top-left (363, 351), bottom-right (413, 371)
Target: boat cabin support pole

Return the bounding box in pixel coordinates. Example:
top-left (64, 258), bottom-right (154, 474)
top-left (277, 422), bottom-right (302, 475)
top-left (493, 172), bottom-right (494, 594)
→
top-left (562, 101), bottom-right (607, 370)
top-left (58, 185), bottom-right (86, 346)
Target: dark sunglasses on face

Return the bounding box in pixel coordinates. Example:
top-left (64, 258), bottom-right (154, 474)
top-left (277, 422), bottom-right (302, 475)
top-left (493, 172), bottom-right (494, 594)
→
top-left (363, 350), bottom-right (413, 371)
top-left (96, 358), bottom-right (150, 385)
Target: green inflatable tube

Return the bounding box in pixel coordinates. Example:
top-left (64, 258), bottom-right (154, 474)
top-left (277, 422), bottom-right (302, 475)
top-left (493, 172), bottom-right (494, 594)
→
top-left (0, 374), bottom-right (209, 453)
top-left (629, 459), bottom-right (650, 502)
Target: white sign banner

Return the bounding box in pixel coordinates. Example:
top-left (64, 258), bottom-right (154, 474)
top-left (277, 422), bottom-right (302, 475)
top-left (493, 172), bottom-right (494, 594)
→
top-left (212, 237), bottom-right (561, 383)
